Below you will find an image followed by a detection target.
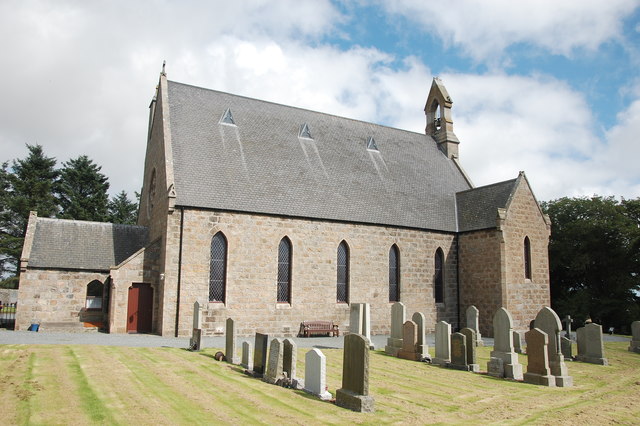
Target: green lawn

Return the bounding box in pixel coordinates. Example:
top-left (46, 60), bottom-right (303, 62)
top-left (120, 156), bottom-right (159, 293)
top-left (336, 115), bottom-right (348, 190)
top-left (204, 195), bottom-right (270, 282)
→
top-left (0, 341), bottom-right (638, 425)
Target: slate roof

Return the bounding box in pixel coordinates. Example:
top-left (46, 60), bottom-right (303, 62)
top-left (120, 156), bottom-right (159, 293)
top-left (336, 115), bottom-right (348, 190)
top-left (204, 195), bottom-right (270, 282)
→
top-left (166, 81), bottom-right (472, 232)
top-left (28, 218), bottom-right (148, 271)
top-left (455, 179), bottom-right (518, 232)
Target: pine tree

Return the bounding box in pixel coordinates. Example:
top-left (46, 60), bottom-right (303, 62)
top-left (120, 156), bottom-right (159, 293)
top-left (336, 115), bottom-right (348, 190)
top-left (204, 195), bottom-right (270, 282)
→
top-left (108, 190), bottom-right (138, 225)
top-left (58, 155), bottom-right (110, 222)
top-left (0, 144), bottom-right (59, 287)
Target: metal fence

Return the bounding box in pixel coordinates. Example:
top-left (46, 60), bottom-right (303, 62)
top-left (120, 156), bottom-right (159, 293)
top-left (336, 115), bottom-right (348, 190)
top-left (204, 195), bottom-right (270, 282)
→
top-left (0, 302), bottom-right (16, 330)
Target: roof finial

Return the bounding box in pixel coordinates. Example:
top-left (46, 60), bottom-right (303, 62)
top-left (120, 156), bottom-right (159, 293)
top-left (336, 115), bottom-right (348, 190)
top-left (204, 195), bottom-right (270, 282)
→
top-left (161, 60), bottom-right (166, 76)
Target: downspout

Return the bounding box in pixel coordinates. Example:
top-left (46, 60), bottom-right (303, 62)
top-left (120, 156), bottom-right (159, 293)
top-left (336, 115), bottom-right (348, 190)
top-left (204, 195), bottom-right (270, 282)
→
top-left (456, 234), bottom-right (461, 331)
top-left (175, 207), bottom-right (184, 337)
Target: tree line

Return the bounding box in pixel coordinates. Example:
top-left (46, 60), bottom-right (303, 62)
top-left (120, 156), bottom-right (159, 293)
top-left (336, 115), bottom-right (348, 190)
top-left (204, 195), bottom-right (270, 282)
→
top-left (542, 196), bottom-right (640, 332)
top-left (0, 144), bottom-right (138, 288)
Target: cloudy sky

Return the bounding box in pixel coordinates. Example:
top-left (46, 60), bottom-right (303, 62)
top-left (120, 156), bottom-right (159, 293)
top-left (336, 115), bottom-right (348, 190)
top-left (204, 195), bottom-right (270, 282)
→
top-left (1, 0), bottom-right (639, 202)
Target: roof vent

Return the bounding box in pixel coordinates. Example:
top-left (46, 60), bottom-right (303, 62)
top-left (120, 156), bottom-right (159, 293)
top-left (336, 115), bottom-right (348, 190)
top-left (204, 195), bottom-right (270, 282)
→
top-left (220, 108), bottom-right (236, 126)
top-left (299, 123), bottom-right (313, 139)
top-left (366, 136), bottom-right (378, 151)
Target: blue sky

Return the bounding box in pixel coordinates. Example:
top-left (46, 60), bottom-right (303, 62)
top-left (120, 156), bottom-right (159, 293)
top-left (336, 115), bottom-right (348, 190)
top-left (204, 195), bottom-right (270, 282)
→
top-left (1, 0), bottom-right (639, 201)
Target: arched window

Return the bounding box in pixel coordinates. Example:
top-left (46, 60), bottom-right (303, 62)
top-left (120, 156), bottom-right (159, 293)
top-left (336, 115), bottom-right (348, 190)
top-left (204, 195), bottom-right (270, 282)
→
top-left (524, 236), bottom-right (532, 280)
top-left (277, 237), bottom-right (292, 303)
top-left (209, 232), bottom-right (227, 302)
top-left (389, 244), bottom-right (400, 302)
top-left (85, 280), bottom-right (103, 310)
top-left (434, 248), bottom-right (444, 303)
top-left (337, 241), bottom-right (349, 303)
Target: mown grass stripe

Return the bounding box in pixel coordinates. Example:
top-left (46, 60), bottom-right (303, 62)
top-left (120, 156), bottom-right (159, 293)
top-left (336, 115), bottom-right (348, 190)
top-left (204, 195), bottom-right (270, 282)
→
top-left (67, 347), bottom-right (118, 425)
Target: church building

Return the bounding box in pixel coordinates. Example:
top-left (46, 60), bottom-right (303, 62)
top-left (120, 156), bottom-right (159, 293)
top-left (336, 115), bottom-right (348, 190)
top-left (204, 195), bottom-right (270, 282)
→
top-left (16, 70), bottom-right (551, 337)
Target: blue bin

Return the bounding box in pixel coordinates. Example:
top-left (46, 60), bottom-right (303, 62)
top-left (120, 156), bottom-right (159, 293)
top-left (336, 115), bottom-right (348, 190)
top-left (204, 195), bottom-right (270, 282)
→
top-left (28, 323), bottom-right (39, 332)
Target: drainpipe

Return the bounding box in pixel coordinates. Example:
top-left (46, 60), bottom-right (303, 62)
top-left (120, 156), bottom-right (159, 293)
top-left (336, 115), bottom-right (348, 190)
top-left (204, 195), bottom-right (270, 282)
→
top-left (456, 234), bottom-right (461, 331)
top-left (175, 207), bottom-right (184, 337)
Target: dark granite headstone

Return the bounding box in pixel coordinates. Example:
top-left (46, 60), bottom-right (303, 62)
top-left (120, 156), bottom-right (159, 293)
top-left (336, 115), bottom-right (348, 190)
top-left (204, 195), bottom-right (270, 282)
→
top-left (336, 333), bottom-right (374, 413)
top-left (449, 332), bottom-right (469, 371)
top-left (253, 333), bottom-right (269, 377)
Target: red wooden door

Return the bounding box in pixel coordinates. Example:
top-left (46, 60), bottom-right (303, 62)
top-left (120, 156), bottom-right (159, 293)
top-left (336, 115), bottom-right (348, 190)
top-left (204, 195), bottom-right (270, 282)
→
top-left (127, 284), bottom-right (153, 333)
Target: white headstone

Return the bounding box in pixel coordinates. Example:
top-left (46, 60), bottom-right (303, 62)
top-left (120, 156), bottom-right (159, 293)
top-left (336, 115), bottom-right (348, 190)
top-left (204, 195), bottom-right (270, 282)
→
top-left (264, 338), bottom-right (284, 384)
top-left (303, 349), bottom-right (332, 400)
top-left (411, 312), bottom-right (430, 358)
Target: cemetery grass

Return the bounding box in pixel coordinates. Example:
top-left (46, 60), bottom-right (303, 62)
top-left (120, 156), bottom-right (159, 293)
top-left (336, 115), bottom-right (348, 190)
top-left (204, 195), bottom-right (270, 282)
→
top-left (0, 341), bottom-right (638, 425)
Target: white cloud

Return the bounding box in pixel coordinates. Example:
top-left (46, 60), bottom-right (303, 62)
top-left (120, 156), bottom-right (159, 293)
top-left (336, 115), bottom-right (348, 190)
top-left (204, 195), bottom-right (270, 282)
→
top-left (380, 0), bottom-right (637, 63)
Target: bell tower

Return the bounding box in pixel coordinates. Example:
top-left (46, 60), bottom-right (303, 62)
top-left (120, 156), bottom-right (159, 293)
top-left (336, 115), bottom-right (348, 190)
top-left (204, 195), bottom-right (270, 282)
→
top-left (425, 77), bottom-right (460, 159)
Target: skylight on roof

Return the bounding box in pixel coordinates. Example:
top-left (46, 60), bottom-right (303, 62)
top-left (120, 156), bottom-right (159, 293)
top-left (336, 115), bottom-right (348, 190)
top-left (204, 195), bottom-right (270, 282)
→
top-left (367, 136), bottom-right (378, 151)
top-left (220, 108), bottom-right (236, 126)
top-left (299, 123), bottom-right (313, 139)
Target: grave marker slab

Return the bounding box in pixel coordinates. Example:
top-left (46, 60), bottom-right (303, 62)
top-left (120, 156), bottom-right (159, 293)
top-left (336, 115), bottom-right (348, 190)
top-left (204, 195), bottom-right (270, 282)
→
top-left (225, 318), bottom-right (240, 364)
top-left (253, 333), bottom-right (269, 377)
top-left (384, 302), bottom-right (405, 356)
top-left (448, 332), bottom-right (471, 371)
top-left (523, 328), bottom-right (555, 387)
top-left (189, 301), bottom-right (203, 351)
top-left (576, 323), bottom-right (608, 365)
top-left (487, 308), bottom-right (523, 380)
top-left (534, 307), bottom-right (573, 387)
top-left (460, 327), bottom-right (480, 372)
top-left (629, 321), bottom-right (640, 353)
top-left (264, 338), bottom-right (284, 384)
top-left (411, 312), bottom-right (430, 358)
top-left (561, 336), bottom-right (573, 360)
top-left (433, 321), bottom-right (451, 366)
top-left (241, 341), bottom-right (253, 371)
top-left (336, 334), bottom-right (374, 412)
top-left (466, 305), bottom-right (484, 346)
top-left (283, 338), bottom-right (298, 379)
top-left (350, 303), bottom-right (374, 349)
top-left (303, 349), bottom-right (332, 400)
top-left (513, 330), bottom-right (523, 354)
top-left (397, 320), bottom-right (421, 361)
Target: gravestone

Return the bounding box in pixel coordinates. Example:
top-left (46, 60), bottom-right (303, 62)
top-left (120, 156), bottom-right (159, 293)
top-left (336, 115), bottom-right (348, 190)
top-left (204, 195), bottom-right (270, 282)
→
top-left (411, 312), bottom-right (430, 359)
top-left (629, 321), bottom-right (640, 353)
top-left (563, 315), bottom-right (574, 339)
top-left (397, 320), bottom-right (421, 361)
top-left (384, 302), bottom-right (406, 356)
top-left (513, 330), bottom-right (523, 354)
top-left (303, 348), bottom-right (332, 400)
top-left (432, 320), bottom-right (451, 366)
top-left (350, 303), bottom-right (374, 349)
top-left (560, 336), bottom-right (573, 360)
top-left (336, 333), bottom-right (375, 412)
top-left (460, 327), bottom-right (480, 372)
top-left (487, 307), bottom-right (523, 380)
top-left (466, 305), bottom-right (484, 346)
top-left (189, 301), bottom-right (203, 351)
top-left (253, 333), bottom-right (269, 377)
top-left (264, 338), bottom-right (284, 384)
top-left (241, 341), bottom-right (253, 371)
top-left (225, 318), bottom-right (240, 364)
top-left (523, 328), bottom-right (555, 387)
top-left (283, 338), bottom-right (298, 380)
top-left (448, 332), bottom-right (471, 371)
top-left (576, 323), bottom-right (608, 365)
top-left (534, 307), bottom-right (573, 387)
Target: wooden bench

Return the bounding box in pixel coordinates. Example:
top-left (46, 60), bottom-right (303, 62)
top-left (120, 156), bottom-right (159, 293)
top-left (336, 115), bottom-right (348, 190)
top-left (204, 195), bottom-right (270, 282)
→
top-left (298, 321), bottom-right (339, 337)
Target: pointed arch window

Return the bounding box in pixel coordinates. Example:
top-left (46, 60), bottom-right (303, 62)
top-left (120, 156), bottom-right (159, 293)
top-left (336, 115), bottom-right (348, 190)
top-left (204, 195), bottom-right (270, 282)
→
top-left (277, 237), bottom-right (292, 303)
top-left (337, 241), bottom-right (349, 303)
top-left (524, 236), bottom-right (532, 280)
top-left (209, 232), bottom-right (227, 303)
top-left (434, 248), bottom-right (444, 303)
top-left (85, 280), bottom-right (104, 310)
top-left (389, 244), bottom-right (400, 302)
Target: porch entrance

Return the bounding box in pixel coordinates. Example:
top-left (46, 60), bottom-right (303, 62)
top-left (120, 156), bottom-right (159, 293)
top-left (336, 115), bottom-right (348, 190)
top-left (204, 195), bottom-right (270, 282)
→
top-left (127, 283), bottom-right (153, 333)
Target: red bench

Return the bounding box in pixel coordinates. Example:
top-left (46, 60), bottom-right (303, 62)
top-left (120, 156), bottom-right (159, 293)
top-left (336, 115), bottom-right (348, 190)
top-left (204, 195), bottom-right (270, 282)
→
top-left (299, 321), bottom-right (340, 337)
